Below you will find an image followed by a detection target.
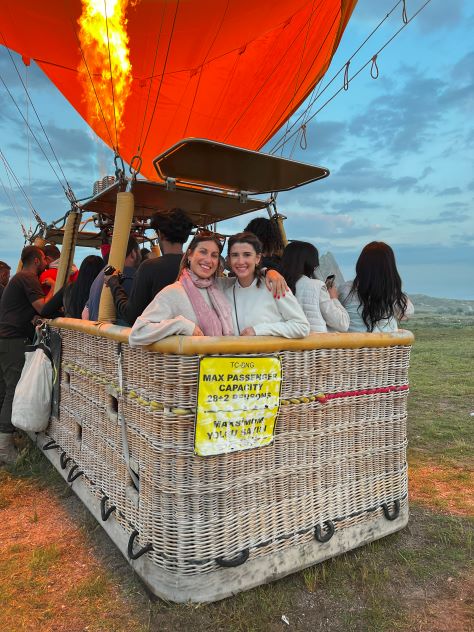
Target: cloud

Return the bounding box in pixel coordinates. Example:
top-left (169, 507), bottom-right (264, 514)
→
top-left (331, 198), bottom-right (386, 214)
top-left (353, 0), bottom-right (465, 34)
top-left (317, 158), bottom-right (418, 193)
top-left (436, 187), bottom-right (462, 197)
top-left (347, 55), bottom-right (473, 156)
top-left (408, 208), bottom-right (470, 225)
top-left (414, 0), bottom-right (465, 34)
top-left (283, 209), bottom-right (384, 241)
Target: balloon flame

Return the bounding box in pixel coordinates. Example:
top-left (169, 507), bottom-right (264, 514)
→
top-left (78, 0), bottom-right (133, 150)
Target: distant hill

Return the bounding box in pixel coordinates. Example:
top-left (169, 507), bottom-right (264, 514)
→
top-left (411, 294), bottom-right (474, 315)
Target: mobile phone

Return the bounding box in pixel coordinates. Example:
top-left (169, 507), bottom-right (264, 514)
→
top-left (103, 265), bottom-right (116, 276)
top-left (325, 274), bottom-right (335, 288)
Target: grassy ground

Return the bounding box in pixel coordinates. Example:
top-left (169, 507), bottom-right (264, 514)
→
top-left (1, 315), bottom-right (472, 631)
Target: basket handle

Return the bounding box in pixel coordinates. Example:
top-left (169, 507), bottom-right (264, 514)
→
top-left (382, 500), bottom-right (400, 521)
top-left (314, 520), bottom-right (335, 543)
top-left (127, 530), bottom-right (153, 560)
top-left (215, 548), bottom-right (250, 568)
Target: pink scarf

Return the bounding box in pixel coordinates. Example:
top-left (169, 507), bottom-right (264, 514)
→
top-left (180, 268), bottom-right (234, 336)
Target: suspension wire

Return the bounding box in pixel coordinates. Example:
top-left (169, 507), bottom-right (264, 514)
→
top-left (139, 0), bottom-right (180, 157)
top-left (270, 0), bottom-right (433, 156)
top-left (0, 165), bottom-right (28, 238)
top-left (72, 19), bottom-right (117, 152)
top-left (25, 60), bottom-right (31, 231)
top-left (0, 71), bottom-right (71, 196)
top-left (0, 147), bottom-right (44, 228)
top-left (103, 0), bottom-right (120, 154)
top-left (269, 0), bottom-right (406, 155)
top-left (278, 0), bottom-right (320, 157)
top-left (0, 40), bottom-right (78, 200)
top-left (182, 0), bottom-right (231, 138)
top-left (136, 3), bottom-right (166, 154)
top-left (222, 5), bottom-right (333, 144)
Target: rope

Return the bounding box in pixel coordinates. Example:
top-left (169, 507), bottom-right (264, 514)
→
top-left (0, 35), bottom-right (76, 199)
top-left (343, 60), bottom-right (350, 90)
top-left (269, 0), bottom-right (409, 155)
top-left (370, 54), bottom-right (379, 79)
top-left (278, 0), bottom-right (324, 157)
top-left (139, 0), bottom-right (180, 157)
top-left (223, 6), bottom-right (336, 144)
top-left (402, 0), bottom-right (408, 24)
top-left (182, 0), bottom-right (231, 138)
top-left (270, 0), bottom-right (434, 156)
top-left (0, 169), bottom-right (28, 238)
top-left (103, 0), bottom-right (119, 154)
top-left (72, 19), bottom-right (116, 152)
top-left (136, 2), bottom-right (166, 155)
top-left (0, 147), bottom-right (43, 227)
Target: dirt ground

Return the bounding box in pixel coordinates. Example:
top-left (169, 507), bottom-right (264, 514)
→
top-left (1, 466), bottom-right (472, 632)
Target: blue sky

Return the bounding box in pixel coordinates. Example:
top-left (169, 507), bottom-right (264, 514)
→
top-left (0, 0), bottom-right (472, 299)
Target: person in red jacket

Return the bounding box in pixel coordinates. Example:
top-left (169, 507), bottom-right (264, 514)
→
top-left (39, 244), bottom-right (78, 295)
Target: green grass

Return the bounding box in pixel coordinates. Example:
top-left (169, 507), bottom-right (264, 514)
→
top-left (2, 316), bottom-right (472, 632)
top-left (405, 318), bottom-right (474, 468)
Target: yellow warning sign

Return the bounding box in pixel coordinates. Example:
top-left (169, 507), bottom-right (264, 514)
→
top-left (195, 356), bottom-right (282, 457)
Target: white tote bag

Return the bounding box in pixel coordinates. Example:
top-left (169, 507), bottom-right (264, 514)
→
top-left (12, 344), bottom-right (53, 432)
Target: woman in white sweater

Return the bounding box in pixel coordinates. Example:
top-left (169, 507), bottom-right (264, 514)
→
top-left (225, 232), bottom-right (310, 338)
top-left (129, 232), bottom-right (234, 346)
top-left (279, 241), bottom-right (349, 333)
top-left (338, 241), bottom-right (414, 332)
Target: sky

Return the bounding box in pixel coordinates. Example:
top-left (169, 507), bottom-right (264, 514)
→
top-left (0, 0), bottom-right (472, 299)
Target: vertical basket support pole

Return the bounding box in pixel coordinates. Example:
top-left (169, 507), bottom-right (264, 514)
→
top-left (98, 191), bottom-right (135, 323)
top-left (54, 211), bottom-right (81, 294)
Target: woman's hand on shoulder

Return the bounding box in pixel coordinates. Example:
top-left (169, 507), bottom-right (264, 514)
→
top-left (265, 269), bottom-right (288, 299)
top-left (240, 326), bottom-right (256, 336)
top-left (192, 324), bottom-right (204, 336)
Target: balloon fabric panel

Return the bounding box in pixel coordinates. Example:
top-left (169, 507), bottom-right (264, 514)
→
top-left (0, 1), bottom-right (358, 180)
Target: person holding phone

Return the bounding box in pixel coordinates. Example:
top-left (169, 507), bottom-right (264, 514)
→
top-left (279, 241), bottom-right (349, 333)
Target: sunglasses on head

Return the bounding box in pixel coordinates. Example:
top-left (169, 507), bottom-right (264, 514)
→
top-left (194, 228), bottom-right (227, 247)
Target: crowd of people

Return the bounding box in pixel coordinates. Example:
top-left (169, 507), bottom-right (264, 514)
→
top-left (0, 208), bottom-right (413, 464)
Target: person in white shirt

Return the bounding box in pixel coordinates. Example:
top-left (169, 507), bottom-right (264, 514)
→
top-left (279, 241), bottom-right (349, 333)
top-left (338, 241), bottom-right (414, 333)
top-left (225, 232), bottom-right (310, 339)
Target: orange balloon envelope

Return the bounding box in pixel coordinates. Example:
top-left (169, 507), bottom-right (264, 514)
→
top-left (0, 1), bottom-right (357, 180)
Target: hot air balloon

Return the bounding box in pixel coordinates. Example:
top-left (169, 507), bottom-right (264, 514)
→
top-left (1, 0), bottom-right (357, 178)
top-left (2, 2), bottom-right (414, 604)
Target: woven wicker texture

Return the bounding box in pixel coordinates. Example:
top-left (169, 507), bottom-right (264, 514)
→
top-left (48, 328), bottom-right (411, 577)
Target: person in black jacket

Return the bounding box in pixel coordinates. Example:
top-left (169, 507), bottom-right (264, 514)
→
top-left (0, 246), bottom-right (50, 464)
top-left (105, 208), bottom-right (194, 325)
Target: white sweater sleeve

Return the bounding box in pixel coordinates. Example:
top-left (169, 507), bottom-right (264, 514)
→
top-left (398, 296), bottom-right (415, 321)
top-left (319, 284), bottom-right (350, 331)
top-left (253, 291), bottom-right (310, 338)
top-left (129, 291), bottom-right (195, 346)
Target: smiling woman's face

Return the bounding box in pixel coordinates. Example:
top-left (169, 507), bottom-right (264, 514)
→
top-left (187, 240), bottom-right (220, 279)
top-left (229, 241), bottom-right (261, 287)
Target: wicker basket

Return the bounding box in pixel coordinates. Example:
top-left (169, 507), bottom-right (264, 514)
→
top-left (34, 319), bottom-right (413, 602)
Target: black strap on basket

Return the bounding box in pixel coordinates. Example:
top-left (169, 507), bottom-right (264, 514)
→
top-left (127, 530), bottom-right (153, 560)
top-left (60, 451), bottom-right (72, 469)
top-left (314, 520), bottom-right (335, 543)
top-left (43, 439), bottom-right (59, 451)
top-left (67, 464), bottom-right (84, 483)
top-left (381, 500), bottom-right (400, 521)
top-left (100, 495), bottom-right (116, 521)
top-left (215, 548), bottom-right (250, 568)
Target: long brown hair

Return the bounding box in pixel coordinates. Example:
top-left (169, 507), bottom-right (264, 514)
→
top-left (351, 242), bottom-right (408, 331)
